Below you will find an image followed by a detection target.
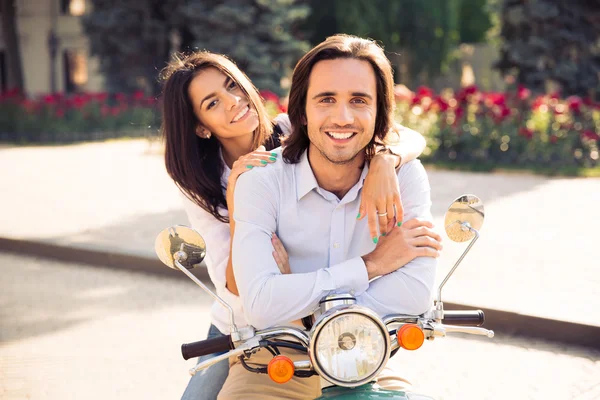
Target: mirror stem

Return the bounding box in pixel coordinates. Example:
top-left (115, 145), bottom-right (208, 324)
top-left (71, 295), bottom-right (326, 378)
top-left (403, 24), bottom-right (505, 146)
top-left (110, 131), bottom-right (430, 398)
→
top-left (436, 222), bottom-right (480, 306)
top-left (174, 259), bottom-right (240, 339)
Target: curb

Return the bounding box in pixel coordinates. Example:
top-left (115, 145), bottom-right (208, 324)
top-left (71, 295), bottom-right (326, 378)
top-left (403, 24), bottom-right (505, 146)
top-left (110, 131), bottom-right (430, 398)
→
top-left (2, 236), bottom-right (599, 350)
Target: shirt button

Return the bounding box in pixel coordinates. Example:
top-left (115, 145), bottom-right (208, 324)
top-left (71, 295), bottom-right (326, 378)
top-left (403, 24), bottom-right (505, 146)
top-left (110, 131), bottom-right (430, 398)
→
top-left (333, 242), bottom-right (340, 248)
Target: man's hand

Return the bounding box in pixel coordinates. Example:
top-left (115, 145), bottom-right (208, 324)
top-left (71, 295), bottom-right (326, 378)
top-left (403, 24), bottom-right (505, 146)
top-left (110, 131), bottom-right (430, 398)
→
top-left (362, 218), bottom-right (442, 280)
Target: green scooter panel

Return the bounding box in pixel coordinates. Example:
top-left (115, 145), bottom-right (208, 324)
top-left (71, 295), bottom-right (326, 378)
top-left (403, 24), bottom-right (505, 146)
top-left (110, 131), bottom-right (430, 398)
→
top-left (316, 383), bottom-right (435, 399)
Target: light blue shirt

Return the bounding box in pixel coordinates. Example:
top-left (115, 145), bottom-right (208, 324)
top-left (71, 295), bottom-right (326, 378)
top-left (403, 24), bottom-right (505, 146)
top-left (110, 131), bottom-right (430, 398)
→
top-left (232, 147), bottom-right (437, 329)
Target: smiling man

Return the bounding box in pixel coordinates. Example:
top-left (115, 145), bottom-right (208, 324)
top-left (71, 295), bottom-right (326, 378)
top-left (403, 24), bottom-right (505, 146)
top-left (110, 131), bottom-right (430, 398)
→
top-left (220, 34), bottom-right (441, 399)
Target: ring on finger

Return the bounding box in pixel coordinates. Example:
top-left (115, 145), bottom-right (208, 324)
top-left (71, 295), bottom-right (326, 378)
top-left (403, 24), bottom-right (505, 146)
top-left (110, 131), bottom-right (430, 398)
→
top-left (377, 212), bottom-right (388, 217)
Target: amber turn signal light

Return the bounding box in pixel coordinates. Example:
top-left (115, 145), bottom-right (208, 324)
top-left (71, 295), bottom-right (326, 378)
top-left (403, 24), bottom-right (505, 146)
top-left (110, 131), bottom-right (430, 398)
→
top-left (397, 324), bottom-right (425, 350)
top-left (267, 355), bottom-right (295, 384)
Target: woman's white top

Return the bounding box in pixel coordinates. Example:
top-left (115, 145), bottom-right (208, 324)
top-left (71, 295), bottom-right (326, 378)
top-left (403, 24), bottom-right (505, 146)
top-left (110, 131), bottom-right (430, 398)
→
top-left (180, 114), bottom-right (290, 334)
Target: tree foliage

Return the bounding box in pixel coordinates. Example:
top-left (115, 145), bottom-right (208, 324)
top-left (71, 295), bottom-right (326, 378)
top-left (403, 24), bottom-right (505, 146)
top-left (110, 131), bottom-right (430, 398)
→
top-left (495, 0), bottom-right (600, 97)
top-left (302, 0), bottom-right (492, 86)
top-left (83, 0), bottom-right (309, 95)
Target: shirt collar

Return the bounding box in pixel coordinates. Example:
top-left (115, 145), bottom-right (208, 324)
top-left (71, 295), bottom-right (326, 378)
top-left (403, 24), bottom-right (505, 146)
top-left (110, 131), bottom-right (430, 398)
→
top-left (295, 149), bottom-right (370, 202)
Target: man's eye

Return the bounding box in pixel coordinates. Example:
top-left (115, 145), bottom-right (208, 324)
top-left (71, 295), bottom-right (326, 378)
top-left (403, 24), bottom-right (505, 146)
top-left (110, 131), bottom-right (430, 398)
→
top-left (320, 97), bottom-right (334, 103)
top-left (351, 98), bottom-right (367, 104)
top-left (207, 99), bottom-right (217, 110)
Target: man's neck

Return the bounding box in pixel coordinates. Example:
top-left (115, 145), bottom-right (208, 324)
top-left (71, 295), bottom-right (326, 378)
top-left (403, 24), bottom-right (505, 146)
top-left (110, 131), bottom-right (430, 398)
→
top-left (220, 132), bottom-right (255, 169)
top-left (307, 145), bottom-right (365, 199)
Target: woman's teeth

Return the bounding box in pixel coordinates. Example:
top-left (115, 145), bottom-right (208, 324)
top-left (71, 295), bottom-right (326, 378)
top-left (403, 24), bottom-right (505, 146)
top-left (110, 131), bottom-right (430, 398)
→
top-left (232, 106), bottom-right (249, 122)
top-left (326, 131), bottom-right (354, 140)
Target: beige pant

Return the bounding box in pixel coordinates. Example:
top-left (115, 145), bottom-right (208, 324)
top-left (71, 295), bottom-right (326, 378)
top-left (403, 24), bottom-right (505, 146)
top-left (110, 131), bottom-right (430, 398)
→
top-left (217, 347), bottom-right (411, 400)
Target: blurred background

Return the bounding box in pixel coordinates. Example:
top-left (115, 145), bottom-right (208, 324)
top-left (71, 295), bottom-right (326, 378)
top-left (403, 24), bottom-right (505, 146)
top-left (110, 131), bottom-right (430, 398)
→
top-left (1, 1), bottom-right (599, 399)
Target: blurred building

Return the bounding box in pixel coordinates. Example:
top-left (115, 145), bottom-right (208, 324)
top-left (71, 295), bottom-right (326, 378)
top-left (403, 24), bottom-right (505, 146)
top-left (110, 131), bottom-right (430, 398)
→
top-left (0, 0), bottom-right (104, 95)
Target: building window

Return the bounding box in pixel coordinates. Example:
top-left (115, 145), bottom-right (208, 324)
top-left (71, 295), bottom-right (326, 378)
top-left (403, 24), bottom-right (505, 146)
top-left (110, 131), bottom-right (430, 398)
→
top-left (63, 49), bottom-right (88, 93)
top-left (61, 0), bottom-right (86, 16)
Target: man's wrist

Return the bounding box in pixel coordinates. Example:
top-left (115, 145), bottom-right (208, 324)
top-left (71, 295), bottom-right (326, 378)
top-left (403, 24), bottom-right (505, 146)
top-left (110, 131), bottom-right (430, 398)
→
top-left (362, 254), bottom-right (380, 280)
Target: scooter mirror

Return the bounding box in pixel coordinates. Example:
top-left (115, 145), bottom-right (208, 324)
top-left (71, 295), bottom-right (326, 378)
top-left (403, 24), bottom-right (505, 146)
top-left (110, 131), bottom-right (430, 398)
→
top-left (154, 225), bottom-right (206, 270)
top-left (444, 194), bottom-right (484, 242)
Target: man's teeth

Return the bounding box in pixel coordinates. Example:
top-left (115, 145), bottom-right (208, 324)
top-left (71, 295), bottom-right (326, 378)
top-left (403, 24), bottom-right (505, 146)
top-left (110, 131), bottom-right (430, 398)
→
top-left (327, 132), bottom-right (354, 140)
top-left (232, 106), bottom-right (249, 122)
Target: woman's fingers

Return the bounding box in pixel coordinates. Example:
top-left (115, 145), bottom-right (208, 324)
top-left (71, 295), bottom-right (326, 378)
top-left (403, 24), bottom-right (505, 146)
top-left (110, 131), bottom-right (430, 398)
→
top-left (393, 194), bottom-right (404, 224)
top-left (272, 233), bottom-right (290, 274)
top-left (376, 200), bottom-right (389, 236)
top-left (366, 202), bottom-right (379, 243)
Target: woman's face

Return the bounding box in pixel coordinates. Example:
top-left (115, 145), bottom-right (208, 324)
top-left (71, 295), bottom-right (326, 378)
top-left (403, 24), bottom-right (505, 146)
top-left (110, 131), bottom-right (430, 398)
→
top-left (188, 67), bottom-right (259, 140)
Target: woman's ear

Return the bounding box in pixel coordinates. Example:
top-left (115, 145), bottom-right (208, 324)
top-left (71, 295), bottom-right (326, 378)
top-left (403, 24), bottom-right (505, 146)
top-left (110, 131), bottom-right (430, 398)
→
top-left (195, 125), bottom-right (211, 139)
top-left (301, 115), bottom-right (307, 125)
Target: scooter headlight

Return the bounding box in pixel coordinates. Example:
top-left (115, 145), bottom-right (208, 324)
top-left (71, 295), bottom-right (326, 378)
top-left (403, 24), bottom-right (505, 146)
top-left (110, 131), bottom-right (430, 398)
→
top-left (309, 306), bottom-right (390, 387)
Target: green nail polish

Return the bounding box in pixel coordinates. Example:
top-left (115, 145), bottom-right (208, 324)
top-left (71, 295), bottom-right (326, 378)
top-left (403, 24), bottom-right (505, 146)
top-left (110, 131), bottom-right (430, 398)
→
top-left (269, 157), bottom-right (277, 161)
top-left (373, 237), bottom-right (378, 244)
top-left (271, 152), bottom-right (278, 157)
top-left (397, 222), bottom-right (402, 227)
top-left (246, 165), bottom-right (254, 169)
top-left (356, 213), bottom-right (361, 219)
top-left (382, 233), bottom-right (387, 236)
top-left (261, 160), bottom-right (267, 164)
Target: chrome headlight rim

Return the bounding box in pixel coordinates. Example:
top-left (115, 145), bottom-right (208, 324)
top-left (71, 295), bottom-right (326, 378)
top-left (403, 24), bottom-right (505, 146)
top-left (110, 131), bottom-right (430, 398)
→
top-left (308, 305), bottom-right (391, 387)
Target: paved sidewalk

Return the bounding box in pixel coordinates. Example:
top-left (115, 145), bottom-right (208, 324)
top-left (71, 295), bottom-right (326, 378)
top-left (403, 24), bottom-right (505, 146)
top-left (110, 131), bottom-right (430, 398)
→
top-left (3, 254), bottom-right (598, 400)
top-left (1, 140), bottom-right (599, 341)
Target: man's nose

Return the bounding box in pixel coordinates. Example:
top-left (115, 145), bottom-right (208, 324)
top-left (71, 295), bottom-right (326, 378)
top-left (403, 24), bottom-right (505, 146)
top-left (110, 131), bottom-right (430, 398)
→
top-left (331, 104), bottom-right (354, 126)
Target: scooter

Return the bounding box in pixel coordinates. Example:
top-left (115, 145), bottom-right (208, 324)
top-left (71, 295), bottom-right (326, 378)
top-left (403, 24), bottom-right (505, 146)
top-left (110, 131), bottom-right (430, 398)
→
top-left (154, 194), bottom-right (494, 399)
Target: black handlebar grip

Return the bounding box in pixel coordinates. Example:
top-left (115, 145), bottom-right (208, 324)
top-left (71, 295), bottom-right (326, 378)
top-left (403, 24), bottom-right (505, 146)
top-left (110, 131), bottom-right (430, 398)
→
top-left (442, 310), bottom-right (485, 326)
top-left (181, 335), bottom-right (234, 360)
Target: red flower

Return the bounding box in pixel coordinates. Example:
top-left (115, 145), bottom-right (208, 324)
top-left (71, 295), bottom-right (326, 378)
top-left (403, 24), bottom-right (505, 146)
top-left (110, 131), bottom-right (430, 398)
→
top-left (435, 96), bottom-right (449, 112)
top-left (416, 86), bottom-right (434, 98)
top-left (133, 90), bottom-right (145, 101)
top-left (454, 107), bottom-right (464, 119)
top-left (519, 127), bottom-right (534, 140)
top-left (517, 85), bottom-right (531, 101)
top-left (94, 92), bottom-right (109, 103)
top-left (260, 90), bottom-right (280, 104)
top-left (566, 96), bottom-right (582, 114)
top-left (550, 135), bottom-right (558, 144)
top-left (115, 92), bottom-right (127, 103)
top-left (486, 92), bottom-right (506, 106)
top-left (43, 94), bottom-right (57, 105)
top-left (582, 130), bottom-right (600, 141)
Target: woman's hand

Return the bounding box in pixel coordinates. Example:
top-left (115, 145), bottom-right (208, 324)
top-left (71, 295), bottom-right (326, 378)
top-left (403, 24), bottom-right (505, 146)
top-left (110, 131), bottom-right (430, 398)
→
top-left (225, 145), bottom-right (278, 214)
top-left (358, 153), bottom-right (403, 242)
top-left (271, 233), bottom-right (291, 274)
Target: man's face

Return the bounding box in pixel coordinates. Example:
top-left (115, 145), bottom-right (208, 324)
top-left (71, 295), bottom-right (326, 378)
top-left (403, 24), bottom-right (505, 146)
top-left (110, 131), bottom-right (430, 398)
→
top-left (305, 58), bottom-right (377, 165)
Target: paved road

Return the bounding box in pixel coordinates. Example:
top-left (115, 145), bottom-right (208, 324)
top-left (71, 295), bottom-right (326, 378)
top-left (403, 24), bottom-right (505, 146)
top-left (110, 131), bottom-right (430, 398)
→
top-left (0, 140), bottom-right (598, 327)
top-left (1, 253), bottom-right (599, 400)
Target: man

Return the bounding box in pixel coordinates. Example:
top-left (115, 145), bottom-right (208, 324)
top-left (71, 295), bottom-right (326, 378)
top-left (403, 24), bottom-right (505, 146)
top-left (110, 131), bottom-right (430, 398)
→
top-left (220, 34), bottom-right (441, 399)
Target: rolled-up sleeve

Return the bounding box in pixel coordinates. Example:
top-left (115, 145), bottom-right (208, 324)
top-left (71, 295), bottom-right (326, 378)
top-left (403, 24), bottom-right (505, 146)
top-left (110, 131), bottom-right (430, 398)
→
top-left (232, 170), bottom-right (369, 329)
top-left (357, 160), bottom-right (437, 316)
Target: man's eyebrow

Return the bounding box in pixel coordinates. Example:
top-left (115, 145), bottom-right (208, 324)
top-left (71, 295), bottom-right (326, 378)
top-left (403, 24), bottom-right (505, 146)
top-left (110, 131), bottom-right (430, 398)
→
top-left (200, 76), bottom-right (232, 108)
top-left (311, 91), bottom-right (374, 100)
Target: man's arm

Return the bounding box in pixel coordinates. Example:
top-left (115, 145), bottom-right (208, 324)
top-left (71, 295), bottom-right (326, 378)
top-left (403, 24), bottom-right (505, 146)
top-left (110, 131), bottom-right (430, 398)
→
top-left (232, 169), bottom-right (370, 329)
top-left (357, 160), bottom-right (438, 316)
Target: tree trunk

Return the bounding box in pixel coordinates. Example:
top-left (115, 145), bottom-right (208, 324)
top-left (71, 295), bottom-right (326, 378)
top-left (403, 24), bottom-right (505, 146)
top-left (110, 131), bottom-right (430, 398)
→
top-left (1, 0), bottom-right (25, 92)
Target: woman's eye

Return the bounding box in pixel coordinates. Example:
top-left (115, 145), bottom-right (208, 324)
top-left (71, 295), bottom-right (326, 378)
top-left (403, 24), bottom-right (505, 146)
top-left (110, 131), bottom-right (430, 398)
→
top-left (228, 81), bottom-right (237, 90)
top-left (207, 99), bottom-right (217, 110)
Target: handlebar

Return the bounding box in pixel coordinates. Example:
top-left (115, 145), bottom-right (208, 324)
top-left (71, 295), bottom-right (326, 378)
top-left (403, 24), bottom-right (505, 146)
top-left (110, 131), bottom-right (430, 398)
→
top-left (442, 310), bottom-right (485, 326)
top-left (181, 335), bottom-right (234, 360)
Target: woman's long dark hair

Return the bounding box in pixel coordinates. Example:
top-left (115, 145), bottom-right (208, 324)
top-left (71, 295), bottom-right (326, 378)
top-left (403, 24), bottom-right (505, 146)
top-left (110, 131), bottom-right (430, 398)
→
top-left (283, 34), bottom-right (395, 163)
top-left (160, 52), bottom-right (273, 223)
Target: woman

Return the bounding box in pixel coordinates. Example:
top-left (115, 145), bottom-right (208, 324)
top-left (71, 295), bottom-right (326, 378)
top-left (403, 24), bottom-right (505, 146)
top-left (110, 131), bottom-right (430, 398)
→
top-left (160, 51), bottom-right (427, 400)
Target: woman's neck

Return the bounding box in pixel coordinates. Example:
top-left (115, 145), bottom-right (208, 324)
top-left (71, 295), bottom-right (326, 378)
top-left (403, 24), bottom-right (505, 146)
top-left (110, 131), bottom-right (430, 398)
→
top-left (220, 132), bottom-right (255, 169)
